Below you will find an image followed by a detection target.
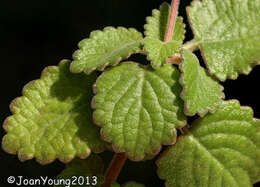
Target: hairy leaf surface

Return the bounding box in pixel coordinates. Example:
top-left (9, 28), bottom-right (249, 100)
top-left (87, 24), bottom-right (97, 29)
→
top-left (187, 0), bottom-right (260, 81)
top-left (157, 100), bottom-right (260, 187)
top-left (2, 60), bottom-right (106, 164)
top-left (70, 27), bottom-right (143, 74)
top-left (180, 49), bottom-right (225, 116)
top-left (93, 62), bottom-right (186, 161)
top-left (144, 2), bottom-right (185, 69)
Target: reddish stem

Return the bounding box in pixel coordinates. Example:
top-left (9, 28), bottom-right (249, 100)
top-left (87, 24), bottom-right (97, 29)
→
top-left (102, 153), bottom-right (127, 187)
top-left (164, 0), bottom-right (180, 42)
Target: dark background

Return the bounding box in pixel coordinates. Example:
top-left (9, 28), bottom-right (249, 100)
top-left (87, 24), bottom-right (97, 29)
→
top-left (0, 0), bottom-right (259, 186)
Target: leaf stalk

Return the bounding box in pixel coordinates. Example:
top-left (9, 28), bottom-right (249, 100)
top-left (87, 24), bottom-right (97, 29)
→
top-left (102, 153), bottom-right (127, 187)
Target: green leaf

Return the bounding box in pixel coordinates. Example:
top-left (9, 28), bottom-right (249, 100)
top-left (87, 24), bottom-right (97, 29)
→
top-left (144, 39), bottom-right (181, 69)
top-left (93, 62), bottom-right (186, 161)
top-left (123, 181), bottom-right (145, 187)
top-left (144, 2), bottom-right (185, 69)
top-left (179, 49), bottom-right (225, 116)
top-left (157, 100), bottom-right (260, 187)
top-left (70, 27), bottom-right (143, 74)
top-left (2, 60), bottom-right (106, 164)
top-left (187, 0), bottom-right (260, 81)
top-left (55, 154), bottom-right (104, 187)
top-left (66, 154), bottom-right (104, 175)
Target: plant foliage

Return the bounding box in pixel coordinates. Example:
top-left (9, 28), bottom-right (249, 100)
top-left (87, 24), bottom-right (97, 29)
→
top-left (2, 0), bottom-right (260, 186)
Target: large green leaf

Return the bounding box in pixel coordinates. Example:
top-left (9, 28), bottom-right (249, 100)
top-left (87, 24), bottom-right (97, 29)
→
top-left (157, 100), bottom-right (260, 187)
top-left (144, 2), bottom-right (185, 69)
top-left (179, 49), bottom-right (224, 116)
top-left (93, 62), bottom-right (186, 161)
top-left (55, 154), bottom-right (104, 187)
top-left (70, 27), bottom-right (143, 74)
top-left (187, 0), bottom-right (260, 81)
top-left (2, 60), bottom-right (106, 164)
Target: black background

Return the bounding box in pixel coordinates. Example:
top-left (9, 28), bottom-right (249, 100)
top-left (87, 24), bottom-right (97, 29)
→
top-left (0, 0), bottom-right (259, 186)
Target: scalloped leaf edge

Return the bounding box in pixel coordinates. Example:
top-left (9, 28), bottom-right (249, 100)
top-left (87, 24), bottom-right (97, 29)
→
top-left (91, 62), bottom-right (187, 161)
top-left (70, 27), bottom-right (144, 75)
top-left (179, 50), bottom-right (225, 117)
top-left (2, 60), bottom-right (106, 165)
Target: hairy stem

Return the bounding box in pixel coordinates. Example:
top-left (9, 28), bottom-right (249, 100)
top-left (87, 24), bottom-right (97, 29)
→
top-left (164, 0), bottom-right (180, 42)
top-left (102, 153), bottom-right (127, 187)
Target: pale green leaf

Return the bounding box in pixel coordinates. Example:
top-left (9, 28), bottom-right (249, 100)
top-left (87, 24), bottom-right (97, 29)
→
top-left (55, 154), bottom-right (104, 187)
top-left (93, 62), bottom-right (186, 161)
top-left (2, 60), bottom-right (106, 164)
top-left (144, 2), bottom-right (185, 69)
top-left (179, 49), bottom-right (225, 116)
top-left (70, 27), bottom-right (143, 74)
top-left (187, 0), bottom-right (260, 81)
top-left (157, 100), bottom-right (260, 187)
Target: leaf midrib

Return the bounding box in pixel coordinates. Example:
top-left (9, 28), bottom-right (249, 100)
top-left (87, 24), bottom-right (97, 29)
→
top-left (95, 40), bottom-right (142, 69)
top-left (197, 34), bottom-right (260, 45)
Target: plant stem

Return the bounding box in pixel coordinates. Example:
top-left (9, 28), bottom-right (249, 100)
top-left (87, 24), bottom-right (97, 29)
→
top-left (102, 153), bottom-right (127, 187)
top-left (167, 40), bottom-right (199, 64)
top-left (164, 0), bottom-right (180, 42)
top-left (183, 39), bottom-right (199, 51)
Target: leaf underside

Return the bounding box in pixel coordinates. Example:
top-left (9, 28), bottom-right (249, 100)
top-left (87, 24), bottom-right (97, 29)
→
top-left (180, 49), bottom-right (225, 117)
top-left (70, 27), bottom-right (143, 74)
top-left (157, 100), bottom-right (260, 187)
top-left (144, 2), bottom-right (186, 69)
top-left (2, 60), bottom-right (106, 164)
top-left (187, 0), bottom-right (260, 81)
top-left (92, 62), bottom-right (186, 161)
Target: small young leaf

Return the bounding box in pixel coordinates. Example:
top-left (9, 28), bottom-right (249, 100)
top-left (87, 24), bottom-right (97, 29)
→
top-left (92, 62), bottom-right (186, 161)
top-left (179, 49), bottom-right (225, 116)
top-left (157, 100), bottom-right (260, 187)
top-left (187, 0), bottom-right (260, 81)
top-left (123, 181), bottom-right (145, 187)
top-left (70, 27), bottom-right (143, 74)
top-left (143, 39), bottom-right (181, 69)
top-left (2, 60), bottom-right (106, 164)
top-left (144, 2), bottom-right (185, 69)
top-left (55, 154), bottom-right (104, 187)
